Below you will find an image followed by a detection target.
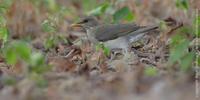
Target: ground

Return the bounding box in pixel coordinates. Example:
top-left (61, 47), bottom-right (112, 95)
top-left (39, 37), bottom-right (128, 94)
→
top-left (0, 0), bottom-right (199, 100)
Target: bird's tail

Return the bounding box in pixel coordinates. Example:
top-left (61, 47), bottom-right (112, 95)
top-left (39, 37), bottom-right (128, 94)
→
top-left (127, 25), bottom-right (158, 43)
top-left (133, 25), bottom-right (158, 34)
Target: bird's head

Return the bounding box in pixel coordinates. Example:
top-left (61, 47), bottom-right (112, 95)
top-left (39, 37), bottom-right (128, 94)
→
top-left (71, 16), bottom-right (99, 30)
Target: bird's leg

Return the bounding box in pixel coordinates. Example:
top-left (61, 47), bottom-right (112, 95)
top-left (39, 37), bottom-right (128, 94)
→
top-left (109, 49), bottom-right (116, 61)
top-left (123, 49), bottom-right (130, 59)
top-left (123, 45), bottom-right (134, 62)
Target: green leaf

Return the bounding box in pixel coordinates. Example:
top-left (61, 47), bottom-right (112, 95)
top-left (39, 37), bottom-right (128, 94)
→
top-left (180, 52), bottom-right (195, 72)
top-left (44, 35), bottom-right (56, 49)
top-left (95, 43), bottom-right (104, 51)
top-left (193, 15), bottom-right (200, 37)
top-left (113, 7), bottom-right (135, 23)
top-left (180, 26), bottom-right (194, 35)
top-left (170, 34), bottom-right (185, 46)
top-left (30, 64), bottom-right (50, 74)
top-left (198, 56), bottom-right (200, 67)
top-left (4, 46), bottom-right (17, 65)
top-left (176, 0), bottom-right (189, 10)
top-left (169, 39), bottom-right (190, 63)
top-left (0, 16), bottom-right (7, 26)
top-left (0, 27), bottom-right (9, 42)
top-left (29, 52), bottom-right (50, 74)
top-left (47, 0), bottom-right (57, 12)
top-left (14, 41), bottom-right (31, 61)
top-left (95, 43), bottom-right (110, 56)
top-left (88, 3), bottom-right (109, 16)
top-left (42, 20), bottom-right (56, 33)
top-left (103, 46), bottom-right (110, 56)
top-left (125, 12), bottom-right (135, 21)
top-left (30, 52), bottom-right (45, 67)
top-left (0, 0), bottom-right (13, 14)
top-left (57, 35), bottom-right (69, 44)
top-left (82, 0), bottom-right (98, 12)
top-left (144, 67), bottom-right (158, 76)
top-left (159, 20), bottom-right (168, 31)
top-left (3, 41), bottom-right (31, 65)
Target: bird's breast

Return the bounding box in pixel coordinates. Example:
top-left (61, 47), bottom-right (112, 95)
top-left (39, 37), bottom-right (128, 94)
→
top-left (86, 29), bottom-right (99, 43)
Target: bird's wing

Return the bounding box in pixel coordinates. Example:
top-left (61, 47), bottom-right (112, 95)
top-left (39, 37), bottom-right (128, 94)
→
top-left (94, 23), bottom-right (141, 42)
top-left (93, 23), bottom-right (158, 42)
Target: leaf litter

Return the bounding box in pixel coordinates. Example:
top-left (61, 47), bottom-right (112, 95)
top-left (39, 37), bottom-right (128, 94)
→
top-left (0, 0), bottom-right (198, 100)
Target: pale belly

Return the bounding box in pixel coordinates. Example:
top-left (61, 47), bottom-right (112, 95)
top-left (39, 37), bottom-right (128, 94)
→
top-left (87, 30), bottom-right (145, 50)
top-left (104, 37), bottom-right (129, 50)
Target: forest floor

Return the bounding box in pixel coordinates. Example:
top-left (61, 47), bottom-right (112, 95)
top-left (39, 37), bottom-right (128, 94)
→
top-left (0, 0), bottom-right (199, 100)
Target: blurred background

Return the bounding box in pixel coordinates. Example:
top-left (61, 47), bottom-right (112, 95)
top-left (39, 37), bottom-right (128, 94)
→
top-left (1, 0), bottom-right (198, 38)
top-left (0, 0), bottom-right (199, 100)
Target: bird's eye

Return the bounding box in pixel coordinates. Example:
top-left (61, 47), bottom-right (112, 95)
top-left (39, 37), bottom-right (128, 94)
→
top-left (83, 19), bottom-right (89, 23)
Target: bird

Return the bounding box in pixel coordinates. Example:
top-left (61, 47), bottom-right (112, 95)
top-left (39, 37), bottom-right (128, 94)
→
top-left (71, 16), bottom-right (158, 56)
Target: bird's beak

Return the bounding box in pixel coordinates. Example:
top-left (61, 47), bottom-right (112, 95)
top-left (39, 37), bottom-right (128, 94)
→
top-left (70, 23), bottom-right (82, 28)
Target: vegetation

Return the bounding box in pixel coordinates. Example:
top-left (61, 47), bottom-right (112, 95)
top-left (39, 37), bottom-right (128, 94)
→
top-left (0, 0), bottom-right (199, 100)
